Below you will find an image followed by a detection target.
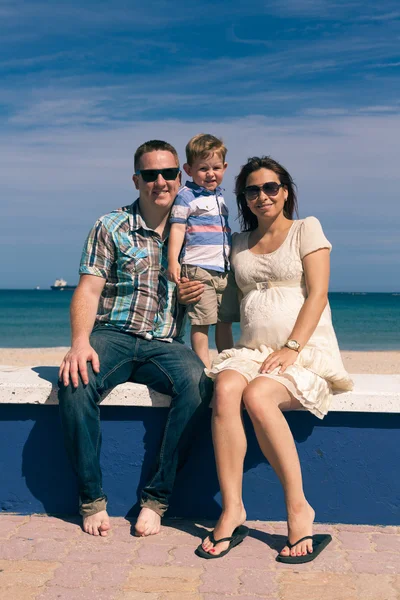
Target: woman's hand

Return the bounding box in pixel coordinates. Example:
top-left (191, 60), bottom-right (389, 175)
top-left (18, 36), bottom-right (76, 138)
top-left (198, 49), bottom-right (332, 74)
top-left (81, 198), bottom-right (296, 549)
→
top-left (260, 347), bottom-right (298, 374)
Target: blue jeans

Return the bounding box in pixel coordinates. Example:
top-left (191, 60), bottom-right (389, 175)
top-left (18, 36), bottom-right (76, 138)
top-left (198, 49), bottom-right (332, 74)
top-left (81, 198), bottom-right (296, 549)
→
top-left (58, 325), bottom-right (213, 517)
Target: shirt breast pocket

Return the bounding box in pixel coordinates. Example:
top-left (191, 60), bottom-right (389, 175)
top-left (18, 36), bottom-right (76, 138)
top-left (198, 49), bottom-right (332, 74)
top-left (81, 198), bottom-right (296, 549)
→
top-left (191, 199), bottom-right (213, 215)
top-left (117, 245), bottom-right (150, 277)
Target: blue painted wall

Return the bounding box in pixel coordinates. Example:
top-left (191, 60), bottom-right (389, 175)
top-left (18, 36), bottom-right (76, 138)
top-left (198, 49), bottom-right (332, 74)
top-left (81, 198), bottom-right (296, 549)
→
top-left (0, 405), bottom-right (399, 525)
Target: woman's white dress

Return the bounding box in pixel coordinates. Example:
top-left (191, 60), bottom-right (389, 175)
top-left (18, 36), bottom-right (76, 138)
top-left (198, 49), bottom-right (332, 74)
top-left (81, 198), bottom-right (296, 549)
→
top-left (207, 217), bottom-right (353, 419)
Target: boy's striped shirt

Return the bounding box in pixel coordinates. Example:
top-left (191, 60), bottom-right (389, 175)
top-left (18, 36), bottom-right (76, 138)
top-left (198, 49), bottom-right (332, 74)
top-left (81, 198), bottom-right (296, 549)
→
top-left (169, 181), bottom-right (231, 272)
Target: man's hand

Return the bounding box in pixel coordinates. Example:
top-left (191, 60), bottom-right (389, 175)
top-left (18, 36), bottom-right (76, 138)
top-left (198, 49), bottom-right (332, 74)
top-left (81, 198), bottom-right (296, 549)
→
top-left (59, 341), bottom-right (100, 388)
top-left (177, 276), bottom-right (204, 305)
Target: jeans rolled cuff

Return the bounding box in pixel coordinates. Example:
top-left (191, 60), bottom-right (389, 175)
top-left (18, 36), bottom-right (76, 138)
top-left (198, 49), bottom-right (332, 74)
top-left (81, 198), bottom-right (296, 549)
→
top-left (140, 498), bottom-right (168, 517)
top-left (79, 496), bottom-right (107, 517)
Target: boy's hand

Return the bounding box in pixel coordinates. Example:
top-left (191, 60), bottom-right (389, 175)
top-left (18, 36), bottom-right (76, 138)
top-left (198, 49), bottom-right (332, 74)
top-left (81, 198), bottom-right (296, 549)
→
top-left (177, 277), bottom-right (204, 305)
top-left (167, 261), bottom-right (181, 285)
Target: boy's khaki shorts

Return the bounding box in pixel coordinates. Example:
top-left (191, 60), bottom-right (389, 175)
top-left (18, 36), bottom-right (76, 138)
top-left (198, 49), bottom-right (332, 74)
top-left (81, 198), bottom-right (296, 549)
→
top-left (182, 265), bottom-right (240, 326)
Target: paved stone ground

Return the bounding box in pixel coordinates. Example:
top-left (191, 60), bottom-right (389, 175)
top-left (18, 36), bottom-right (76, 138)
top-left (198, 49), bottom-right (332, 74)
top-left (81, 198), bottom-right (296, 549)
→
top-left (0, 514), bottom-right (399, 600)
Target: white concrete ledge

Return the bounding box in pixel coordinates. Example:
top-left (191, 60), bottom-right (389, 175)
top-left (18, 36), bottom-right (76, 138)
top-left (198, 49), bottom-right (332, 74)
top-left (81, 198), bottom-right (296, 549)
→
top-left (0, 366), bottom-right (399, 413)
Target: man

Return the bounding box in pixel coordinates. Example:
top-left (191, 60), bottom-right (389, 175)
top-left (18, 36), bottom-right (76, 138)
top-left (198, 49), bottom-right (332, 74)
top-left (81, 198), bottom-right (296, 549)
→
top-left (58, 140), bottom-right (211, 537)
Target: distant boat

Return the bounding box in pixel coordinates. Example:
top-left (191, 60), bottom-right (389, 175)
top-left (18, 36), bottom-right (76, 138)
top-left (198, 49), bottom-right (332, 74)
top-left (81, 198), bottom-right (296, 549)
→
top-left (34, 286), bottom-right (40, 290)
top-left (50, 278), bottom-right (77, 291)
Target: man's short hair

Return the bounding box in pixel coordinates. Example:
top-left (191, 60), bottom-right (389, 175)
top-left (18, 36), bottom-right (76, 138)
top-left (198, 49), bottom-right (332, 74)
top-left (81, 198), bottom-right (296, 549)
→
top-left (134, 140), bottom-right (180, 171)
top-left (185, 134), bottom-right (227, 166)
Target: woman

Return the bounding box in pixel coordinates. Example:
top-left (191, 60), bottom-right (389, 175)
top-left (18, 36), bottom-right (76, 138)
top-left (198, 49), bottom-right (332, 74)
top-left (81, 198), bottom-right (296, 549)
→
top-left (196, 156), bottom-right (353, 564)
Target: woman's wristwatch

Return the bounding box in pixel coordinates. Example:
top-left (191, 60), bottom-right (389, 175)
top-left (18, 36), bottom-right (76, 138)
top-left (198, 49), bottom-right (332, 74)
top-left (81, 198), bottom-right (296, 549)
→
top-left (284, 339), bottom-right (300, 352)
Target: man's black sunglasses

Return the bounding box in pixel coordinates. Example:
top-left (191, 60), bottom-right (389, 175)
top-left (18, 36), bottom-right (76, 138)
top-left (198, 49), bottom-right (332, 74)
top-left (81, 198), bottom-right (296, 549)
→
top-left (135, 168), bottom-right (180, 183)
top-left (244, 182), bottom-right (284, 201)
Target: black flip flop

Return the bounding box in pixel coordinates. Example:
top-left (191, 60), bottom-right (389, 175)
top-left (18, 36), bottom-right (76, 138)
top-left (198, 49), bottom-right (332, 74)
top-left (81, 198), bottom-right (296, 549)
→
top-left (195, 525), bottom-right (249, 559)
top-left (276, 533), bottom-right (332, 564)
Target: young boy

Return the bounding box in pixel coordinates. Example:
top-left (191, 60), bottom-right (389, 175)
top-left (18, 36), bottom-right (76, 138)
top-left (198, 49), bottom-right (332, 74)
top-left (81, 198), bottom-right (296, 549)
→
top-left (168, 133), bottom-right (235, 368)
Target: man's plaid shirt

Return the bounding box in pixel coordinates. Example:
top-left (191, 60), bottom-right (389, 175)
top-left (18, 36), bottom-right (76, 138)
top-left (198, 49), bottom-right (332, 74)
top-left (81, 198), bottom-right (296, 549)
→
top-left (79, 200), bottom-right (187, 341)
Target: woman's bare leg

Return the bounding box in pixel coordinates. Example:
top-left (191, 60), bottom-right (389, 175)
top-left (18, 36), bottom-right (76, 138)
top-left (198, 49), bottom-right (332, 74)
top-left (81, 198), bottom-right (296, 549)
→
top-left (243, 377), bottom-right (315, 558)
top-left (202, 370), bottom-right (248, 555)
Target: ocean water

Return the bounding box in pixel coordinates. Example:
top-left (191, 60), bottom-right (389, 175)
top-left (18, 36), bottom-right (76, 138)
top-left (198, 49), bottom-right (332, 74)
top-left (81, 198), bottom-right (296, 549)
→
top-left (0, 290), bottom-right (399, 350)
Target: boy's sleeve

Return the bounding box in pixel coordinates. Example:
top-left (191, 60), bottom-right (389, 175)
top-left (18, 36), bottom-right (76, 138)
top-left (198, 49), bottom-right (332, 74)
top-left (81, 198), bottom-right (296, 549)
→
top-left (169, 190), bottom-right (192, 224)
top-left (79, 219), bottom-right (115, 279)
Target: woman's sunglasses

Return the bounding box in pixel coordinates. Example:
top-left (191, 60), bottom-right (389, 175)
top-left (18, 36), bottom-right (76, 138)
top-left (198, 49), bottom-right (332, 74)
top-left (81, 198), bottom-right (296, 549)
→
top-left (135, 168), bottom-right (180, 183)
top-left (244, 182), bottom-right (284, 201)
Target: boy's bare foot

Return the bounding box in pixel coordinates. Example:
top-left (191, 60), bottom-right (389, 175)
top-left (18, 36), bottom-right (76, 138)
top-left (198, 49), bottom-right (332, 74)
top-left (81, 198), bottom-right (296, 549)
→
top-left (83, 510), bottom-right (111, 537)
top-left (280, 501), bottom-right (315, 557)
top-left (201, 505), bottom-right (246, 556)
top-left (134, 507), bottom-right (161, 537)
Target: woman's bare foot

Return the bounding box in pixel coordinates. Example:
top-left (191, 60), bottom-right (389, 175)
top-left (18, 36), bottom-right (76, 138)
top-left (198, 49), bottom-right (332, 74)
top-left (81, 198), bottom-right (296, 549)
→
top-left (279, 501), bottom-right (315, 557)
top-left (134, 507), bottom-right (161, 537)
top-left (83, 510), bottom-right (111, 537)
top-left (202, 505), bottom-right (247, 556)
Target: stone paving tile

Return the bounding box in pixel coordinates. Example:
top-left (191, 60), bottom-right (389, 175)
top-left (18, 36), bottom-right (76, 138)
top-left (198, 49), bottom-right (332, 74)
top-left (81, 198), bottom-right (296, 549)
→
top-left (0, 586), bottom-right (40, 600)
top-left (109, 525), bottom-right (143, 543)
top-left (203, 595), bottom-right (278, 600)
top-left (0, 516), bottom-right (29, 538)
top-left (0, 515), bottom-right (29, 523)
top-left (0, 537), bottom-right (35, 559)
top-left (392, 575), bottom-right (400, 593)
top-left (371, 532), bottom-right (400, 553)
top-left (132, 543), bottom-right (172, 566)
top-left (347, 550), bottom-right (400, 575)
top-left (29, 538), bottom-right (72, 561)
top-left (17, 518), bottom-right (81, 540)
top-left (91, 563), bottom-right (133, 588)
top-left (355, 574), bottom-right (399, 600)
top-left (115, 593), bottom-right (159, 600)
top-left (279, 572), bottom-right (355, 600)
top-left (239, 568), bottom-right (279, 596)
top-left (160, 594), bottom-right (203, 600)
top-left (278, 571), bottom-right (399, 600)
top-left (199, 566), bottom-right (240, 594)
top-left (124, 565), bottom-right (202, 593)
top-left (335, 523), bottom-right (399, 534)
top-left (38, 588), bottom-right (118, 600)
top-left (1, 516), bottom-right (399, 600)
top-left (63, 543), bottom-right (134, 564)
top-left (61, 534), bottom-right (136, 562)
top-left (337, 530), bottom-right (374, 552)
top-left (47, 561), bottom-right (95, 588)
top-left (0, 559), bottom-right (59, 588)
top-left (169, 545), bottom-right (206, 567)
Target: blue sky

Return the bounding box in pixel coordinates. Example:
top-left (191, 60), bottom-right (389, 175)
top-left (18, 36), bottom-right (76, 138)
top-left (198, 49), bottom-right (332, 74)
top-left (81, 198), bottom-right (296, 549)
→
top-left (1, 0), bottom-right (399, 291)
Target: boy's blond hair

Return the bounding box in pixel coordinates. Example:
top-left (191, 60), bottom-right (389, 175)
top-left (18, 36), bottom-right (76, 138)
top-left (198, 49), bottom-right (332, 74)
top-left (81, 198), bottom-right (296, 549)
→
top-left (185, 133), bottom-right (227, 166)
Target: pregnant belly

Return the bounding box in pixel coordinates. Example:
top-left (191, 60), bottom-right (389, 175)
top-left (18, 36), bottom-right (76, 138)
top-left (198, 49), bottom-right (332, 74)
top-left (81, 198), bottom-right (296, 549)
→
top-left (238, 288), bottom-right (305, 350)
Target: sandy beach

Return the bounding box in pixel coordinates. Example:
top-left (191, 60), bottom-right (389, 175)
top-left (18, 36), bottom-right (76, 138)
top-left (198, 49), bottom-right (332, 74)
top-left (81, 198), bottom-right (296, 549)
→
top-left (0, 347), bottom-right (398, 373)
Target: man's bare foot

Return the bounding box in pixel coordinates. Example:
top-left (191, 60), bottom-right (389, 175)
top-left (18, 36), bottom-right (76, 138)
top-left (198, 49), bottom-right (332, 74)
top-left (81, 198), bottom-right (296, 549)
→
top-left (201, 505), bottom-right (247, 556)
top-left (83, 510), bottom-right (111, 537)
top-left (280, 501), bottom-right (315, 557)
top-left (134, 507), bottom-right (161, 537)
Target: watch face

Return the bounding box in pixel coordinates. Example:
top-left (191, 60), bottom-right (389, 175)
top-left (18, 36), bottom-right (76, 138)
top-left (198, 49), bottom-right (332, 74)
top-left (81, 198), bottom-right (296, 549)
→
top-left (288, 340), bottom-right (299, 350)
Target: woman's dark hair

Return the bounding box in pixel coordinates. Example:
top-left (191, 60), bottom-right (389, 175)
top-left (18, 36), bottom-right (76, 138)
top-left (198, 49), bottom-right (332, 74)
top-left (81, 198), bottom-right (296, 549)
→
top-left (235, 156), bottom-right (298, 231)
